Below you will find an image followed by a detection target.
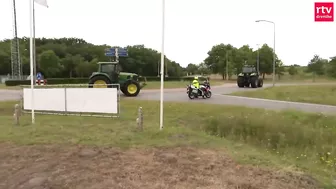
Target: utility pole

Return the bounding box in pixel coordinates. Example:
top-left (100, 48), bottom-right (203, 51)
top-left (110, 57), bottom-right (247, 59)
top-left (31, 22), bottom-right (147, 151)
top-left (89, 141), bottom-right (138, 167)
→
top-left (11, 0), bottom-right (22, 80)
top-left (157, 60), bottom-right (160, 77)
top-left (165, 59), bottom-right (168, 77)
top-left (256, 44), bottom-right (260, 74)
top-left (226, 51), bottom-right (229, 80)
top-left (33, 3), bottom-right (37, 83)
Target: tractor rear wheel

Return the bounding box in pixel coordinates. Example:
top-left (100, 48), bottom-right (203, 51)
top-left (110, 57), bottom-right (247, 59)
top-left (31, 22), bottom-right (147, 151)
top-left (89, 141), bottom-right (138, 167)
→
top-left (88, 75), bottom-right (111, 88)
top-left (123, 80), bottom-right (141, 97)
top-left (237, 77), bottom-right (244, 88)
top-left (250, 76), bottom-right (258, 88)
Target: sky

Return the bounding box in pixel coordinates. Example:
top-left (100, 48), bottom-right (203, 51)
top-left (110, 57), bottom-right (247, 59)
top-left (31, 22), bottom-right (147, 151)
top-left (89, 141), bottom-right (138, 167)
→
top-left (0, 0), bottom-right (335, 67)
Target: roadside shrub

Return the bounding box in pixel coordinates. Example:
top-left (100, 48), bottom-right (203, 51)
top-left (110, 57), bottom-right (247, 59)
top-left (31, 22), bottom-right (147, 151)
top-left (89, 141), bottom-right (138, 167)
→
top-left (202, 110), bottom-right (336, 168)
top-left (5, 78), bottom-right (88, 86)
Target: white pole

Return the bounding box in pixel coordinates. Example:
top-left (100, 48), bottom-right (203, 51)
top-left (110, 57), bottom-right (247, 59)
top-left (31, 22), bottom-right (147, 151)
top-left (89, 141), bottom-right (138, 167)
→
top-left (255, 20), bottom-right (275, 86)
top-left (272, 23), bottom-right (276, 87)
top-left (29, 0), bottom-right (35, 124)
top-left (33, 2), bottom-right (37, 84)
top-left (159, 0), bottom-right (165, 130)
top-left (256, 44), bottom-right (260, 73)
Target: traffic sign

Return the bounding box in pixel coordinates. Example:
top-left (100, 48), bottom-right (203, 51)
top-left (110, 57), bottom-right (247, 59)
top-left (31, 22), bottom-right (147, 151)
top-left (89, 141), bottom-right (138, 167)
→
top-left (117, 48), bottom-right (127, 53)
top-left (36, 72), bottom-right (42, 80)
top-left (104, 47), bottom-right (128, 57)
top-left (105, 52), bottom-right (115, 56)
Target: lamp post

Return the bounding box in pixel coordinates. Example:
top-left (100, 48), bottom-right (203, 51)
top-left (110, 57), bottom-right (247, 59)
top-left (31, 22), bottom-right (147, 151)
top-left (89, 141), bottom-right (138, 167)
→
top-left (256, 44), bottom-right (260, 74)
top-left (255, 20), bottom-right (275, 87)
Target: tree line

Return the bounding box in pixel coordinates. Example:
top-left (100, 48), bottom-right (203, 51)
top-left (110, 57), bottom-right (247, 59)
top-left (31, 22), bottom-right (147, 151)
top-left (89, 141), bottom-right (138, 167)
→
top-left (198, 43), bottom-right (282, 79)
top-left (186, 44), bottom-right (336, 80)
top-left (0, 37), bottom-right (184, 78)
top-left (0, 37), bottom-right (334, 80)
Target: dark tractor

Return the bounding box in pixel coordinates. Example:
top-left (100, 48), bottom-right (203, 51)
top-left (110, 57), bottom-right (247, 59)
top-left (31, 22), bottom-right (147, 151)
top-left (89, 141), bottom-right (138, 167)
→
top-left (237, 65), bottom-right (263, 88)
top-left (88, 62), bottom-right (147, 97)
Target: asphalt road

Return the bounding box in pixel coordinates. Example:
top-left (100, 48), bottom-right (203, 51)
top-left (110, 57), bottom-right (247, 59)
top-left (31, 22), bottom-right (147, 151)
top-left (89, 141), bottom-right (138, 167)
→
top-left (137, 83), bottom-right (336, 115)
top-left (1, 83), bottom-right (336, 114)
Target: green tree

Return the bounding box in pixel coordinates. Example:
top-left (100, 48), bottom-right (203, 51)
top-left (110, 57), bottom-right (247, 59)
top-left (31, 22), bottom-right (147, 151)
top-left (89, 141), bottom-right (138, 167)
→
top-left (257, 44), bottom-right (279, 78)
top-left (288, 65), bottom-right (298, 76)
top-left (0, 37), bottom-right (185, 78)
top-left (0, 51), bottom-right (10, 75)
top-left (307, 54), bottom-right (326, 75)
top-left (275, 60), bottom-right (285, 79)
top-left (197, 63), bottom-right (211, 75)
top-left (60, 54), bottom-right (80, 77)
top-left (204, 43), bottom-right (235, 80)
top-left (326, 56), bottom-right (336, 78)
top-left (186, 63), bottom-right (198, 75)
top-left (38, 50), bottom-right (61, 77)
top-left (204, 43), bottom-right (279, 79)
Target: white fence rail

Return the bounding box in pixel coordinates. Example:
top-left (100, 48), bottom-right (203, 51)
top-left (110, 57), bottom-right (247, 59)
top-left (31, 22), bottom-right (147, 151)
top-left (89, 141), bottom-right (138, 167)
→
top-left (21, 84), bottom-right (120, 117)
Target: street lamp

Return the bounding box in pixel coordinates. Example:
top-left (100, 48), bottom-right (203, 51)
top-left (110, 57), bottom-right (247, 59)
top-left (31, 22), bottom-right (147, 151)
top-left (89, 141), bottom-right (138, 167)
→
top-left (256, 44), bottom-right (260, 74)
top-left (255, 20), bottom-right (275, 87)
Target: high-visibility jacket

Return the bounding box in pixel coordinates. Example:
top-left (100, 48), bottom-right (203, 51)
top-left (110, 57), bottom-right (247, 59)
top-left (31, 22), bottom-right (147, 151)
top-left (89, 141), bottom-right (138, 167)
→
top-left (192, 79), bottom-right (200, 88)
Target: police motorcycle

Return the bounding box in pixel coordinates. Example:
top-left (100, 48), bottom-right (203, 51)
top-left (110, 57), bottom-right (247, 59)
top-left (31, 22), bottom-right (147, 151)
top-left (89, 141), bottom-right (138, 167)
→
top-left (186, 80), bottom-right (212, 99)
top-left (202, 80), bottom-right (212, 98)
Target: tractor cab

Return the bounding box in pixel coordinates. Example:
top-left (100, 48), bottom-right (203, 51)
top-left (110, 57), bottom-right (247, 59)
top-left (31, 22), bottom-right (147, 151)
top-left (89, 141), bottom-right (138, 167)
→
top-left (99, 62), bottom-right (118, 73)
top-left (97, 62), bottom-right (119, 83)
top-left (241, 65), bottom-right (257, 76)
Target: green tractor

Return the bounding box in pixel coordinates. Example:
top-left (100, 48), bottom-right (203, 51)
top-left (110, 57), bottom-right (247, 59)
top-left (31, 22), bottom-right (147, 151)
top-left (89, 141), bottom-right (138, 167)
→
top-left (88, 62), bottom-right (147, 97)
top-left (237, 65), bottom-right (263, 88)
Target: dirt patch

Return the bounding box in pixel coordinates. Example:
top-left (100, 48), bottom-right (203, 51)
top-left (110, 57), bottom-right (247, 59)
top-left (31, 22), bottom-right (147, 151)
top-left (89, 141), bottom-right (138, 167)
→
top-left (0, 143), bottom-right (321, 189)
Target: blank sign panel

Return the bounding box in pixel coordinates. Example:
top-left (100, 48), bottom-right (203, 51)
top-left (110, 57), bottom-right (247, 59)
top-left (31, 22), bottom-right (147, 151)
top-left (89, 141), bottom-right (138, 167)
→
top-left (65, 88), bottom-right (118, 114)
top-left (23, 88), bottom-right (66, 111)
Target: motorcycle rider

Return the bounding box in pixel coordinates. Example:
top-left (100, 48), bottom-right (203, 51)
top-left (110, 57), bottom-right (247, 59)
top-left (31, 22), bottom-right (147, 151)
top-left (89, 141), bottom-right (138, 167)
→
top-left (192, 76), bottom-right (203, 96)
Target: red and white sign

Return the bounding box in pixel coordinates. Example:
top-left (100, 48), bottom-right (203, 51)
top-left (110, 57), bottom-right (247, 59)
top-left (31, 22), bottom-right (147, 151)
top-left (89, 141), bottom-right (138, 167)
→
top-left (314, 2), bottom-right (334, 22)
top-left (35, 79), bottom-right (47, 85)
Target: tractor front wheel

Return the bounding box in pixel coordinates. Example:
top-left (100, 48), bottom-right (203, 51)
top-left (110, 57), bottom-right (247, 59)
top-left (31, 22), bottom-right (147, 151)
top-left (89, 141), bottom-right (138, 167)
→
top-left (88, 75), bottom-right (111, 88)
top-left (123, 80), bottom-right (141, 97)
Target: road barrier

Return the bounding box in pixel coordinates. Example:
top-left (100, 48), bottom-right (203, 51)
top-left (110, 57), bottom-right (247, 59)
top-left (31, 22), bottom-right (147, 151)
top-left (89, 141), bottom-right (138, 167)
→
top-left (35, 79), bottom-right (47, 85)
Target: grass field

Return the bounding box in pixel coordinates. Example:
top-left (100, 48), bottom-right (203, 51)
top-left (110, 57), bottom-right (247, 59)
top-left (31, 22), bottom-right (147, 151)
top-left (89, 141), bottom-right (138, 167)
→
top-left (230, 85), bottom-right (336, 106)
top-left (0, 99), bottom-right (335, 188)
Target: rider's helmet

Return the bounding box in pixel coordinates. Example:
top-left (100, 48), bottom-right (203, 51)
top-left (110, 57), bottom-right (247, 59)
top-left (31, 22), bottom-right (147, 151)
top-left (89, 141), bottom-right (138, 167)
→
top-left (194, 76), bottom-right (198, 80)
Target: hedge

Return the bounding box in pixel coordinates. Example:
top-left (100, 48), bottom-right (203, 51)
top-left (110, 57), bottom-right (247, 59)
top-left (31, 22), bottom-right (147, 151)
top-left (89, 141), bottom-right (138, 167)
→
top-left (5, 78), bottom-right (89, 86)
top-left (5, 76), bottom-right (209, 86)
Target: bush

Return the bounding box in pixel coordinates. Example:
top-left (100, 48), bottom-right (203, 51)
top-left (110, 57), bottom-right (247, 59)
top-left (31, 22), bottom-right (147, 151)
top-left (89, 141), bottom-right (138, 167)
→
top-left (202, 110), bottom-right (336, 162)
top-left (5, 80), bottom-right (30, 86)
